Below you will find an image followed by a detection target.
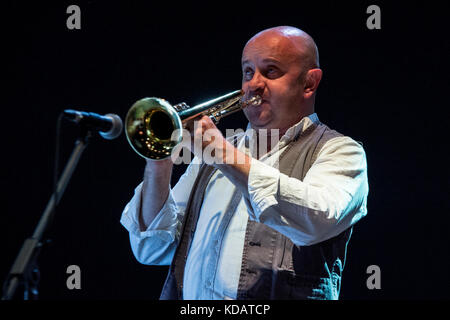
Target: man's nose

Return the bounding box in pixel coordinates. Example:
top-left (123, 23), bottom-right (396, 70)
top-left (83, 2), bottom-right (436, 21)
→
top-left (247, 71), bottom-right (265, 93)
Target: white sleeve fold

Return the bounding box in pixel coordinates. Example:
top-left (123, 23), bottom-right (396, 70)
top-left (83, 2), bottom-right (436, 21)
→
top-left (246, 136), bottom-right (369, 246)
top-left (120, 184), bottom-right (180, 265)
top-left (120, 159), bottom-right (201, 265)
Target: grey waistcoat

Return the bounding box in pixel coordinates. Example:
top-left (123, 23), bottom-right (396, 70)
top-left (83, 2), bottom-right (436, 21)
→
top-left (160, 120), bottom-right (353, 300)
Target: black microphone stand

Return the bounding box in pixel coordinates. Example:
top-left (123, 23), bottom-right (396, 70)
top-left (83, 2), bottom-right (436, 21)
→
top-left (2, 128), bottom-right (92, 300)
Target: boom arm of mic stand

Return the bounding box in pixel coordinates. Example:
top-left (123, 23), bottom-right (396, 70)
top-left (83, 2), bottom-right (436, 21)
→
top-left (2, 131), bottom-right (91, 300)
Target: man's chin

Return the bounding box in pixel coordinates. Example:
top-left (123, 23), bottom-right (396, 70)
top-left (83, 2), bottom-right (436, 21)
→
top-left (248, 118), bottom-right (273, 130)
top-left (244, 109), bottom-right (274, 129)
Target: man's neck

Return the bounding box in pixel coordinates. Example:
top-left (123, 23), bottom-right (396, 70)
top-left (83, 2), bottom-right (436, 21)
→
top-left (253, 111), bottom-right (314, 158)
top-left (253, 126), bottom-right (289, 159)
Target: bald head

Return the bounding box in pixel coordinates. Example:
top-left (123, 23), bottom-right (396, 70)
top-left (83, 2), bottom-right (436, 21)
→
top-left (245, 26), bottom-right (320, 70)
top-left (241, 26), bottom-right (323, 131)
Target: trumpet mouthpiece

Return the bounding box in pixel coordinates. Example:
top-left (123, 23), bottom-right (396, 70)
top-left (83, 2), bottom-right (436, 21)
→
top-left (242, 95), bottom-right (262, 108)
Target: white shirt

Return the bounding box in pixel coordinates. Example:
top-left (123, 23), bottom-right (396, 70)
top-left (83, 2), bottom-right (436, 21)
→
top-left (120, 113), bottom-right (369, 299)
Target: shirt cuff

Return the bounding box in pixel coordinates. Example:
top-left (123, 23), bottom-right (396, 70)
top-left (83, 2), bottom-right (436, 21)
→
top-left (120, 182), bottom-right (179, 243)
top-left (247, 158), bottom-right (279, 221)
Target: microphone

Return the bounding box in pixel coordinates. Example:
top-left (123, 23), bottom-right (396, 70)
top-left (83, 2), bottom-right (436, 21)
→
top-left (63, 109), bottom-right (123, 140)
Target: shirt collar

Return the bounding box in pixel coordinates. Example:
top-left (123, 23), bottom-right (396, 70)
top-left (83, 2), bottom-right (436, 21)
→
top-left (244, 112), bottom-right (320, 143)
top-left (284, 112), bottom-right (319, 142)
top-left (240, 113), bottom-right (320, 159)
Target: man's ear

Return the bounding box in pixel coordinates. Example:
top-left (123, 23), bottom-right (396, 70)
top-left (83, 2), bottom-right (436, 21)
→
top-left (304, 68), bottom-right (323, 97)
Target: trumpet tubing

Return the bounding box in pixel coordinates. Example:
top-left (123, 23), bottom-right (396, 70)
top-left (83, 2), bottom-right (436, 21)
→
top-left (125, 90), bottom-right (262, 160)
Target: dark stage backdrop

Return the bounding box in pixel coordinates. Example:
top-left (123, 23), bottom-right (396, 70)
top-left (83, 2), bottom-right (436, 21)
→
top-left (2, 1), bottom-right (448, 300)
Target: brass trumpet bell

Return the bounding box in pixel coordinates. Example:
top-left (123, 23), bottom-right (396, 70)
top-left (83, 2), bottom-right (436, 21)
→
top-left (125, 97), bottom-right (183, 160)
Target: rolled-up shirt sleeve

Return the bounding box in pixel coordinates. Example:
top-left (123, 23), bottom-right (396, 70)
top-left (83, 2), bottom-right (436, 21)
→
top-left (246, 136), bottom-right (369, 246)
top-left (120, 158), bottom-right (201, 265)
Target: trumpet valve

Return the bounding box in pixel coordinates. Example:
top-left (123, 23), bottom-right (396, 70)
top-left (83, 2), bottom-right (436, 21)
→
top-left (174, 102), bottom-right (189, 112)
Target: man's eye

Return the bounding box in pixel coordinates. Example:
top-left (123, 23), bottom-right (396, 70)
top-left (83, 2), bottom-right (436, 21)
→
top-left (266, 67), bottom-right (279, 77)
top-left (243, 69), bottom-right (254, 80)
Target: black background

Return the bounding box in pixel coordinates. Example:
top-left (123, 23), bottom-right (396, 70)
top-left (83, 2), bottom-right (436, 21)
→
top-left (1, 1), bottom-right (449, 301)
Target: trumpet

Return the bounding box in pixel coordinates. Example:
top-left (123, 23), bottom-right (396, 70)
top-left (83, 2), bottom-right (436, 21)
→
top-left (125, 90), bottom-right (262, 160)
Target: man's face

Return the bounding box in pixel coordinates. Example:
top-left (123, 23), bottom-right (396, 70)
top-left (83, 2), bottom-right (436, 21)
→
top-left (241, 32), bottom-right (307, 131)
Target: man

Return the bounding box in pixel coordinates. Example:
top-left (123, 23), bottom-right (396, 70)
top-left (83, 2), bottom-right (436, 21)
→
top-left (120, 26), bottom-right (368, 300)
